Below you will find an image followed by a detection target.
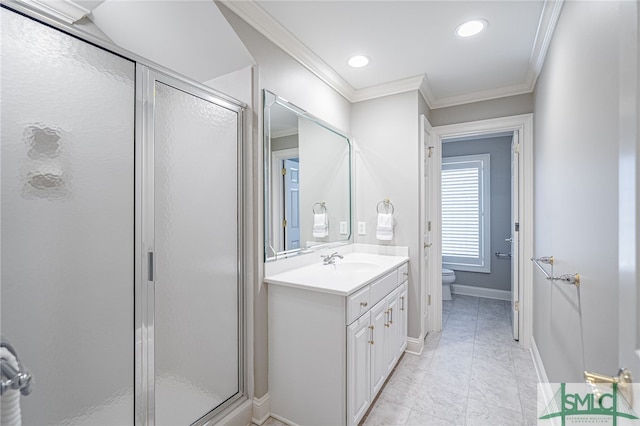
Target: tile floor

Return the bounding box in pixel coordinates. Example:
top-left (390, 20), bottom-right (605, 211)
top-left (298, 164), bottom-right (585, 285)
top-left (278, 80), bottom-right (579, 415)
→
top-left (258, 294), bottom-right (539, 426)
top-left (361, 294), bottom-right (539, 426)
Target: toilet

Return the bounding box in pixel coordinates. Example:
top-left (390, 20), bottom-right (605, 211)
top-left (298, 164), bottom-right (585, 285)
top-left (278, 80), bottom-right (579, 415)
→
top-left (442, 268), bottom-right (456, 301)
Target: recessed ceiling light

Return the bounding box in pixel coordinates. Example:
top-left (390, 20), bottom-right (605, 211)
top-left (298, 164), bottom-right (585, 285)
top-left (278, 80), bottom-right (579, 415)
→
top-left (455, 19), bottom-right (488, 37)
top-left (348, 55), bottom-right (370, 68)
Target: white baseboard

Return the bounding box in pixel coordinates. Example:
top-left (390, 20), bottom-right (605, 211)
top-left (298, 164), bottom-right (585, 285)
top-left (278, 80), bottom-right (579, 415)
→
top-left (405, 336), bottom-right (424, 355)
top-left (531, 337), bottom-right (554, 408)
top-left (530, 337), bottom-right (549, 384)
top-left (450, 284), bottom-right (511, 301)
top-left (251, 393), bottom-right (271, 425)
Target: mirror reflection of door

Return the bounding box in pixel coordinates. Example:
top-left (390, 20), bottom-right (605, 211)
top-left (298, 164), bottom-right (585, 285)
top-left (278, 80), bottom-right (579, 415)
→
top-left (283, 158), bottom-right (301, 250)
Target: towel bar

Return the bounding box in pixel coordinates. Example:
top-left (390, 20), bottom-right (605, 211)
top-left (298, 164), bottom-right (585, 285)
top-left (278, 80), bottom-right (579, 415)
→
top-left (312, 201), bottom-right (326, 214)
top-left (531, 256), bottom-right (581, 287)
top-left (376, 198), bottom-right (394, 214)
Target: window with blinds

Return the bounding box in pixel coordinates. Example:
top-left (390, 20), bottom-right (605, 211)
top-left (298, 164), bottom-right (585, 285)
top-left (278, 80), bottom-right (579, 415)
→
top-left (441, 153), bottom-right (491, 273)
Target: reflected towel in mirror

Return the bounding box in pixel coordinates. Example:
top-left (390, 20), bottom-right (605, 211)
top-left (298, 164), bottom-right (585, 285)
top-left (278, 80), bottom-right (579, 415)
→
top-left (376, 213), bottom-right (393, 241)
top-left (313, 213), bottom-right (328, 237)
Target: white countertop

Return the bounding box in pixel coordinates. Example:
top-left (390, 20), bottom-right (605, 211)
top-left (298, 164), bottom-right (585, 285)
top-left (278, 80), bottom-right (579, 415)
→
top-left (264, 252), bottom-right (409, 296)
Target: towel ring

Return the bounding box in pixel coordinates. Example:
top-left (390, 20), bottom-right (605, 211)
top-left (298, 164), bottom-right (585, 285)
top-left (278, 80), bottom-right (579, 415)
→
top-left (376, 199), bottom-right (394, 214)
top-left (313, 202), bottom-right (327, 214)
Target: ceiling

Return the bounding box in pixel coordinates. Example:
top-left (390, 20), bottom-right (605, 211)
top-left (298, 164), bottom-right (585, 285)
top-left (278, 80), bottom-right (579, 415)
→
top-left (15, 0), bottom-right (562, 109)
top-left (223, 0), bottom-right (563, 108)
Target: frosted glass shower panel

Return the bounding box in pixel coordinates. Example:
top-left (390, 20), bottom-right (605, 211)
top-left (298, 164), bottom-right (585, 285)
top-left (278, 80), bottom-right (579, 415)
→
top-left (1, 8), bottom-right (135, 425)
top-left (153, 82), bottom-right (240, 425)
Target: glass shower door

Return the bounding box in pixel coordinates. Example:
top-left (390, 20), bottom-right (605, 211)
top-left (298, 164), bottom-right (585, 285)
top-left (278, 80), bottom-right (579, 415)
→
top-left (142, 71), bottom-right (243, 425)
top-left (1, 7), bottom-right (135, 425)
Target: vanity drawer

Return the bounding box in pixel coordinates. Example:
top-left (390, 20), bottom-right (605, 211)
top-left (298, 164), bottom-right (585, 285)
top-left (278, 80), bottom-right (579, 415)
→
top-left (370, 270), bottom-right (398, 306)
top-left (347, 286), bottom-right (371, 324)
top-left (398, 263), bottom-right (408, 283)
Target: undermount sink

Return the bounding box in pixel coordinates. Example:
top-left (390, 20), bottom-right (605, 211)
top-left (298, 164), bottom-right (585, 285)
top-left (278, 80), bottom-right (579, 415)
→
top-left (325, 261), bottom-right (380, 273)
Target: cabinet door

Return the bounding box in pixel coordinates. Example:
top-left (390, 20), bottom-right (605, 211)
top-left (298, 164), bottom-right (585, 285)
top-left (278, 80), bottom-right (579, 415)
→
top-left (347, 311), bottom-right (372, 426)
top-left (370, 299), bottom-right (388, 396)
top-left (397, 282), bottom-right (408, 356)
top-left (384, 289), bottom-right (400, 375)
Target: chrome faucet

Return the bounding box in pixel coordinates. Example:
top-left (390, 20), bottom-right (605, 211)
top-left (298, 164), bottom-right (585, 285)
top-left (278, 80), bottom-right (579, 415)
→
top-left (321, 252), bottom-right (344, 265)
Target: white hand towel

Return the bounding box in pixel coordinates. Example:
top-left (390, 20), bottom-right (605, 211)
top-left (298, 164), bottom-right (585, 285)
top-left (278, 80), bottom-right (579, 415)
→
top-left (376, 213), bottom-right (394, 241)
top-left (313, 213), bottom-right (328, 237)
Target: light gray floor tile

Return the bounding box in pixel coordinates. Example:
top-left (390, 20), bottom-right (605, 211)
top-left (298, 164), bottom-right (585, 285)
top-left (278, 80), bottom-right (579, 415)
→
top-left (411, 384), bottom-right (468, 425)
top-left (437, 338), bottom-right (475, 354)
top-left (379, 373), bottom-right (423, 409)
top-left (406, 409), bottom-right (458, 426)
top-left (364, 295), bottom-right (538, 426)
top-left (468, 368), bottom-right (523, 413)
top-left (473, 339), bottom-right (515, 365)
top-left (473, 349), bottom-right (516, 376)
top-left (391, 359), bottom-right (431, 386)
top-left (362, 398), bottom-right (412, 426)
top-left (466, 396), bottom-right (525, 426)
top-left (421, 362), bottom-right (471, 397)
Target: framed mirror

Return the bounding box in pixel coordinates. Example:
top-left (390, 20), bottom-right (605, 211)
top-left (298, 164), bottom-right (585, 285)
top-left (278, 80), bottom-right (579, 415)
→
top-left (264, 90), bottom-right (352, 261)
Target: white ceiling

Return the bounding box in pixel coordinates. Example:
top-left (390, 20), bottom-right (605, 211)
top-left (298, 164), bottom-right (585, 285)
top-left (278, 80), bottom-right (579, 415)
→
top-left (87, 0), bottom-right (254, 83)
top-left (16, 0), bottom-right (562, 109)
top-left (223, 0), bottom-right (563, 108)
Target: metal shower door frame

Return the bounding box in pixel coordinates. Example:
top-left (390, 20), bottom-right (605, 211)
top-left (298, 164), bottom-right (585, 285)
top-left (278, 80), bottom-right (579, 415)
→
top-left (136, 65), bottom-right (246, 426)
top-left (0, 3), bottom-right (247, 424)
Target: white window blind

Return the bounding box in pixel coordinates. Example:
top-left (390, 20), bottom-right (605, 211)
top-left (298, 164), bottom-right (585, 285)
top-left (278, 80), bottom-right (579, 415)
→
top-left (442, 154), bottom-right (491, 273)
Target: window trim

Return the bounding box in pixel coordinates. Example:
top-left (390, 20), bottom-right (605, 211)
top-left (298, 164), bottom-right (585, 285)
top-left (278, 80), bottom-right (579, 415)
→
top-left (441, 153), bottom-right (491, 273)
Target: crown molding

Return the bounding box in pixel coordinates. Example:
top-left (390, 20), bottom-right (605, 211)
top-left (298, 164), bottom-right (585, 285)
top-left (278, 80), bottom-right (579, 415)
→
top-left (351, 74), bottom-right (426, 103)
top-left (15, 0), bottom-right (89, 23)
top-left (220, 0), bottom-right (356, 101)
top-left (429, 82), bottom-right (534, 109)
top-left (221, 0), bottom-right (562, 109)
top-left (525, 0), bottom-right (565, 92)
top-left (418, 74), bottom-right (436, 109)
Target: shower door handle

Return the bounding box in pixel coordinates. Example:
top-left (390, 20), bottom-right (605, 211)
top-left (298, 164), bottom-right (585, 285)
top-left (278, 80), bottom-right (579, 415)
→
top-left (147, 252), bottom-right (154, 282)
top-left (505, 237), bottom-right (513, 243)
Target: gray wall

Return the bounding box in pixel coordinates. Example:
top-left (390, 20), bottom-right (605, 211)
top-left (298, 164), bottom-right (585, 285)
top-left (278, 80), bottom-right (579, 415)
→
top-left (442, 136), bottom-right (512, 292)
top-left (533, 1), bottom-right (620, 382)
top-left (430, 93), bottom-right (533, 127)
top-left (218, 4), bottom-right (352, 399)
top-left (352, 91), bottom-right (424, 339)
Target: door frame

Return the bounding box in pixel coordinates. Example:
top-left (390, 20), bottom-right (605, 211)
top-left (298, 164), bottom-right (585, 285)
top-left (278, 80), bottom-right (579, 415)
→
top-left (429, 114), bottom-right (534, 348)
top-left (418, 115), bottom-right (434, 343)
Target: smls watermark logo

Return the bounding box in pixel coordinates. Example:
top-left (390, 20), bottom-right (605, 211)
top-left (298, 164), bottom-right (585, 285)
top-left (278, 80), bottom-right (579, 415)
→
top-left (538, 382), bottom-right (640, 425)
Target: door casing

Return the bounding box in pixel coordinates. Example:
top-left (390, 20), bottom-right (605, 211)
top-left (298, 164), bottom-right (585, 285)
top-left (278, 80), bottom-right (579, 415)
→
top-left (427, 114), bottom-right (534, 349)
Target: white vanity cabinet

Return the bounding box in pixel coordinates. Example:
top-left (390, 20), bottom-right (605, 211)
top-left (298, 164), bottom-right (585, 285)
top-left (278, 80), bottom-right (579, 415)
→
top-left (266, 258), bottom-right (409, 426)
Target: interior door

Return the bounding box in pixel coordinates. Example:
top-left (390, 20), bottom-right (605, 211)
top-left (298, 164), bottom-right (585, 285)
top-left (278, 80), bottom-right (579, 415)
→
top-left (284, 158), bottom-right (301, 250)
top-left (421, 115), bottom-right (433, 336)
top-left (510, 131), bottom-right (520, 341)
